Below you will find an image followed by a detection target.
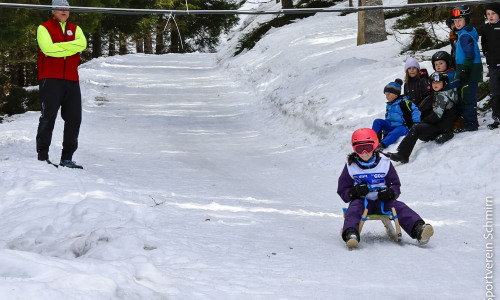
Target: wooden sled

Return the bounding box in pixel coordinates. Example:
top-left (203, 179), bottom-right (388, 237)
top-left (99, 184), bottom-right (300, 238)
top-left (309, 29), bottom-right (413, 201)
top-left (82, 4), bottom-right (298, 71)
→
top-left (343, 206), bottom-right (402, 242)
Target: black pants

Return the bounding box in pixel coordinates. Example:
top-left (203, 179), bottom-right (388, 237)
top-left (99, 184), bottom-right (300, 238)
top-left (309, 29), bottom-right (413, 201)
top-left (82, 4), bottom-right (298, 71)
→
top-left (36, 78), bottom-right (82, 161)
top-left (397, 123), bottom-right (443, 158)
top-left (490, 68), bottom-right (500, 122)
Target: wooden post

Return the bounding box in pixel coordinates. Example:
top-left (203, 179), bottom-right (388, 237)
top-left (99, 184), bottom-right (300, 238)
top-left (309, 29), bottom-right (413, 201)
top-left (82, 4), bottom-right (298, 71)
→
top-left (357, 0), bottom-right (387, 45)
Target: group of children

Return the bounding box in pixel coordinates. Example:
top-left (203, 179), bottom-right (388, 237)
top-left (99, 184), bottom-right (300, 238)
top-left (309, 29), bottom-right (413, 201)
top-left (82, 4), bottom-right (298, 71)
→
top-left (337, 4), bottom-right (500, 249)
top-left (374, 4), bottom-right (500, 163)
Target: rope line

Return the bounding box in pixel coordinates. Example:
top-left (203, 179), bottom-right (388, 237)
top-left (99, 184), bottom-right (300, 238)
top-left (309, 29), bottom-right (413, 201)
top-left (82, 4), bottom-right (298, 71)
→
top-left (0, 0), bottom-right (499, 15)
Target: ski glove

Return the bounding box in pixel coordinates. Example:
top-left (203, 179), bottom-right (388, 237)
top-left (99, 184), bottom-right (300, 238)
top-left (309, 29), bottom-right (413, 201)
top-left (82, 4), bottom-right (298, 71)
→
top-left (458, 69), bottom-right (470, 83)
top-left (348, 182), bottom-right (369, 199)
top-left (377, 188), bottom-right (396, 202)
top-left (459, 58), bottom-right (472, 83)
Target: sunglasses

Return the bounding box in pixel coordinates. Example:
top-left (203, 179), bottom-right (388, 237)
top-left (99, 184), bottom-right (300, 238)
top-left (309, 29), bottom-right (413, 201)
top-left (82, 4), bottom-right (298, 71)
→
top-left (353, 142), bottom-right (375, 155)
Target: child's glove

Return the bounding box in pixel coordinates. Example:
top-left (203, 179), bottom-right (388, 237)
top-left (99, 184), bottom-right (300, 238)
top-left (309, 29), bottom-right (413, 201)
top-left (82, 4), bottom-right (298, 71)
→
top-left (349, 182), bottom-right (369, 199)
top-left (458, 69), bottom-right (470, 83)
top-left (377, 188), bottom-right (396, 201)
top-left (459, 59), bottom-right (473, 83)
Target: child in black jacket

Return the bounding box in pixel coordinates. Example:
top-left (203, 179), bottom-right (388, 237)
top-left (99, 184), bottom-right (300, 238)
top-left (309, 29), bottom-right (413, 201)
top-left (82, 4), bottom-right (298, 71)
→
top-left (482, 3), bottom-right (500, 130)
top-left (389, 72), bottom-right (457, 163)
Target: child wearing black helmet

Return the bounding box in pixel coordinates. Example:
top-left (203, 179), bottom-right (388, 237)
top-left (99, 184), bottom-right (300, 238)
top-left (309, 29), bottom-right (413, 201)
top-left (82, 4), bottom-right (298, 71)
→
top-left (450, 5), bottom-right (483, 132)
top-left (481, 3), bottom-right (500, 130)
top-left (432, 51), bottom-right (458, 90)
top-left (389, 72), bottom-right (457, 163)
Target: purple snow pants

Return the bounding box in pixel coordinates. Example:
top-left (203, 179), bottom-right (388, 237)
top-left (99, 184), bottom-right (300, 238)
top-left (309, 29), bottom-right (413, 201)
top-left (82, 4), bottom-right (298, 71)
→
top-left (342, 198), bottom-right (422, 238)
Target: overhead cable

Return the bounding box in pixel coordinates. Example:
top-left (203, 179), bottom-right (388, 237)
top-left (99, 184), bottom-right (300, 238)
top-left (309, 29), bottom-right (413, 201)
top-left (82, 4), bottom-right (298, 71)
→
top-left (0, 0), bottom-right (499, 15)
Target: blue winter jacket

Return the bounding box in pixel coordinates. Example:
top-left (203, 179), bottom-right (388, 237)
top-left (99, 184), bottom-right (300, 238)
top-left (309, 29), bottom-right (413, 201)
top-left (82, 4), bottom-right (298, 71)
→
top-left (444, 69), bottom-right (458, 90)
top-left (385, 96), bottom-right (421, 128)
top-left (455, 25), bottom-right (483, 83)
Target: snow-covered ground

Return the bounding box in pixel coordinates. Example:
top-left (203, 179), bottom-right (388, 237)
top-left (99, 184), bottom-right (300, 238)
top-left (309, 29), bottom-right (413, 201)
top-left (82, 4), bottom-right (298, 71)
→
top-left (0, 1), bottom-right (499, 299)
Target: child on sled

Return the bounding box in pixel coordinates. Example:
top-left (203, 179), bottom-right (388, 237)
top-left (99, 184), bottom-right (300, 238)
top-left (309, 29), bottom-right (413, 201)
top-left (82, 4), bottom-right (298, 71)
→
top-left (337, 128), bottom-right (434, 249)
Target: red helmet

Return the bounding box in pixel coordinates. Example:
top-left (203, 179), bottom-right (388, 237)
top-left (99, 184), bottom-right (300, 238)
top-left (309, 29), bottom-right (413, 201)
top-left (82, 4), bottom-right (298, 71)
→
top-left (351, 128), bottom-right (379, 154)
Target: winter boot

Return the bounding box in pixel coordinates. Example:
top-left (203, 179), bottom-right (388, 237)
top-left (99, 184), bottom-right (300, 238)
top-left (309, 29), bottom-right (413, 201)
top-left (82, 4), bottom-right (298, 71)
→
top-left (454, 127), bottom-right (478, 133)
top-left (434, 132), bottom-right (454, 144)
top-left (453, 117), bottom-right (464, 131)
top-left (487, 122), bottom-right (500, 130)
top-left (388, 152), bottom-right (409, 164)
top-left (38, 153), bottom-right (48, 161)
top-left (375, 142), bottom-right (386, 152)
top-left (38, 153), bottom-right (58, 168)
top-left (412, 221), bottom-right (434, 245)
top-left (60, 160), bottom-right (83, 169)
top-left (343, 228), bottom-right (360, 249)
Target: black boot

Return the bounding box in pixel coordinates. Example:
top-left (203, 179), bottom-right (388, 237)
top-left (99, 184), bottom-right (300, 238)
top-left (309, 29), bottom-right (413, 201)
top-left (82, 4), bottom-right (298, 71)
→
top-left (60, 160), bottom-right (83, 169)
top-left (435, 132), bottom-right (454, 144)
top-left (412, 220), bottom-right (434, 245)
top-left (343, 227), bottom-right (360, 249)
top-left (375, 142), bottom-right (386, 152)
top-left (490, 95), bottom-right (500, 130)
top-left (388, 152), bottom-right (409, 164)
top-left (390, 125), bottom-right (421, 163)
top-left (487, 122), bottom-right (500, 130)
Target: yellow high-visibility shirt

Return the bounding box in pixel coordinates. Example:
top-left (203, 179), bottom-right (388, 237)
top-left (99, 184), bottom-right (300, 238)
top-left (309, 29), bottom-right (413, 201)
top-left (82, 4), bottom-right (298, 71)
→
top-left (37, 21), bottom-right (87, 58)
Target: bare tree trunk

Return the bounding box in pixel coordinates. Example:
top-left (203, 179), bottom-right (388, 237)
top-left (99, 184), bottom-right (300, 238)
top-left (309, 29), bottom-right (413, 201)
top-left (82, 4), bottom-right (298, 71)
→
top-left (135, 35), bottom-right (144, 53)
top-left (144, 33), bottom-right (153, 54)
top-left (169, 28), bottom-right (181, 53)
top-left (155, 18), bottom-right (166, 54)
top-left (91, 29), bottom-right (102, 58)
top-left (108, 29), bottom-right (117, 56)
top-left (357, 0), bottom-right (387, 45)
top-left (26, 61), bottom-right (37, 86)
top-left (281, 0), bottom-right (293, 9)
top-left (119, 31), bottom-right (128, 55)
top-left (10, 50), bottom-right (25, 86)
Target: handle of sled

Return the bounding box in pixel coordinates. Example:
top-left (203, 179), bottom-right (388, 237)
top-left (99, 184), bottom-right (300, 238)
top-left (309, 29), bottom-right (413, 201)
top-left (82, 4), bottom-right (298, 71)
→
top-left (391, 207), bottom-right (402, 239)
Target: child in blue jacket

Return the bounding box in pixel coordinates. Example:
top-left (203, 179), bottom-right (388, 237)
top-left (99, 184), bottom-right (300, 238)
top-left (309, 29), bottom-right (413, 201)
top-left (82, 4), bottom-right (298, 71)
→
top-left (432, 51), bottom-right (458, 90)
top-left (451, 5), bottom-right (483, 132)
top-left (372, 79), bottom-right (420, 150)
top-left (390, 72), bottom-right (458, 163)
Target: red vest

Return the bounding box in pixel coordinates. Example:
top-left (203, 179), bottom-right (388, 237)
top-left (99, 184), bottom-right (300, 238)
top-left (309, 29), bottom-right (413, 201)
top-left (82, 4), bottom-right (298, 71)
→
top-left (38, 18), bottom-right (81, 82)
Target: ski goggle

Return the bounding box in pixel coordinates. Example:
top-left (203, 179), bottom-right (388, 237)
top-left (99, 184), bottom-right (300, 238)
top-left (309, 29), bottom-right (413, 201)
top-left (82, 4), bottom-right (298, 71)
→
top-left (451, 9), bottom-right (465, 18)
top-left (431, 73), bottom-right (442, 82)
top-left (353, 142), bottom-right (375, 155)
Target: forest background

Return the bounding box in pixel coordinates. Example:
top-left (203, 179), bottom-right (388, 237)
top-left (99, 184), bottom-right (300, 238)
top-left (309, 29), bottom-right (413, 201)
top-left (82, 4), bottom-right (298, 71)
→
top-left (0, 0), bottom-right (493, 119)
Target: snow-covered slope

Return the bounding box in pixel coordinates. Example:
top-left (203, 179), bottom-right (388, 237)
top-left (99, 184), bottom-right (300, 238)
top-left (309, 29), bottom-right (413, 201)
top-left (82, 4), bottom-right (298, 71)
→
top-left (0, 1), bottom-right (498, 299)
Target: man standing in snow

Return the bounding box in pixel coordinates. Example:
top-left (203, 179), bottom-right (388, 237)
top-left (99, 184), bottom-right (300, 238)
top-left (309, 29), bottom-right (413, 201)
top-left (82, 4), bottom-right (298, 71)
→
top-left (36, 0), bottom-right (87, 168)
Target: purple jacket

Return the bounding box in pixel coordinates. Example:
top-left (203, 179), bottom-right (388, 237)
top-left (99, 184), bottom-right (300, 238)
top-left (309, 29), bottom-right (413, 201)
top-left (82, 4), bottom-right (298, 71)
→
top-left (337, 153), bottom-right (401, 203)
